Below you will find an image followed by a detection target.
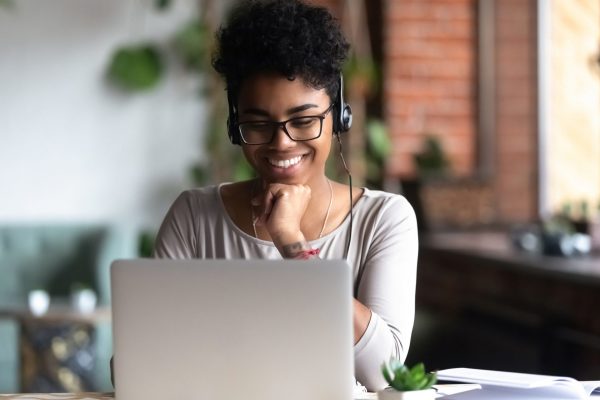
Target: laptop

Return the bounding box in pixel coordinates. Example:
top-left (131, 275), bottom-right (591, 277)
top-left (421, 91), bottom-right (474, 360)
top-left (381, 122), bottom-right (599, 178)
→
top-left (110, 259), bottom-right (354, 400)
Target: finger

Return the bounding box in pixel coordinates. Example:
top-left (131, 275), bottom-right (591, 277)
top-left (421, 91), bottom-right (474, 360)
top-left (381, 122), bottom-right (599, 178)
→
top-left (252, 189), bottom-right (274, 222)
top-left (263, 189), bottom-right (276, 215)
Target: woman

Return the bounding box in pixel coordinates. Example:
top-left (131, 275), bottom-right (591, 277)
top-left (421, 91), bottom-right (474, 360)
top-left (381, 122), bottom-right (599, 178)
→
top-left (154, 0), bottom-right (418, 391)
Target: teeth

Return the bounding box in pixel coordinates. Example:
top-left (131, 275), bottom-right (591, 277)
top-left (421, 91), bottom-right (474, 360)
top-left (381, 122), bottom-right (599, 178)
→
top-left (269, 155), bottom-right (302, 168)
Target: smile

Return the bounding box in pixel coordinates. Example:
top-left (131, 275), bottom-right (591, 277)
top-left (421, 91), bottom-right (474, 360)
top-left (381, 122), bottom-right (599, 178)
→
top-left (267, 155), bottom-right (303, 169)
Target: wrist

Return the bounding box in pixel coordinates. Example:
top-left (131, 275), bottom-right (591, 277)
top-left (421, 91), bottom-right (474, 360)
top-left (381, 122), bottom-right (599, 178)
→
top-left (273, 234), bottom-right (315, 259)
top-left (292, 248), bottom-right (320, 260)
top-left (272, 231), bottom-right (306, 253)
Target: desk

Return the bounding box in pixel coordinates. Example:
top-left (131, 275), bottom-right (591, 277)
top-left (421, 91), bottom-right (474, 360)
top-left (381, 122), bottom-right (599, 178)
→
top-left (3, 392), bottom-right (597, 399)
top-left (414, 231), bottom-right (600, 379)
top-left (0, 306), bottom-right (111, 392)
top-left (0, 394), bottom-right (113, 400)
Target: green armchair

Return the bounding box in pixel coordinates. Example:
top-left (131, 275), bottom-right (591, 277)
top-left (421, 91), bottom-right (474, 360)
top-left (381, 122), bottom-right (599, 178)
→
top-left (0, 225), bottom-right (138, 392)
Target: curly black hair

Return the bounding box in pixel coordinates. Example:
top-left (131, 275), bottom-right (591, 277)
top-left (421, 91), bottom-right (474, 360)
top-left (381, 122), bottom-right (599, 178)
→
top-left (212, 0), bottom-right (350, 102)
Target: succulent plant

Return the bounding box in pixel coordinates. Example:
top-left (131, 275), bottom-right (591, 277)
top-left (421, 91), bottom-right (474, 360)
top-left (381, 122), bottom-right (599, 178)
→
top-left (381, 359), bottom-right (437, 392)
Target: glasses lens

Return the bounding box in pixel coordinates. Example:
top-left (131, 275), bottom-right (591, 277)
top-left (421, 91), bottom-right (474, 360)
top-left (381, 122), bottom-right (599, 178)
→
top-left (238, 115), bottom-right (324, 144)
top-left (239, 122), bottom-right (274, 144)
top-left (286, 117), bottom-right (322, 141)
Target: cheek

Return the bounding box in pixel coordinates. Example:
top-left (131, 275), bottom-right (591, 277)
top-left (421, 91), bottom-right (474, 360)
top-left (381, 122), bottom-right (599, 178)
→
top-left (317, 137), bottom-right (333, 160)
top-left (242, 147), bottom-right (258, 167)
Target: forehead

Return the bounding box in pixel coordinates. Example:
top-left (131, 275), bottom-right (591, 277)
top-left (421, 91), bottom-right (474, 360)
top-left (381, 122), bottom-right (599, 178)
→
top-left (237, 73), bottom-right (329, 109)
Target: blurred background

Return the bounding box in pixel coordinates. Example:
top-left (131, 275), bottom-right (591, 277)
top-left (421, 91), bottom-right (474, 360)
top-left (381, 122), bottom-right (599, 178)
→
top-left (0, 0), bottom-right (599, 393)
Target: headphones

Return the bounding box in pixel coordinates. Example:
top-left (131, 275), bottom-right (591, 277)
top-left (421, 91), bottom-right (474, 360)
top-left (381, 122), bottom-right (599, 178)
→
top-left (227, 74), bottom-right (353, 145)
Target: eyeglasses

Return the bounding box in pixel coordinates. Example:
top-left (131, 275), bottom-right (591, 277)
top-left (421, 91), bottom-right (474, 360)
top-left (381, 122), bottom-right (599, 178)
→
top-left (237, 104), bottom-right (334, 145)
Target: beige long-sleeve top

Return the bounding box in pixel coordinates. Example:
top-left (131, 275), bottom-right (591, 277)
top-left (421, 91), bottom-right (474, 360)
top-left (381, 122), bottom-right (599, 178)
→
top-left (153, 184), bottom-right (418, 391)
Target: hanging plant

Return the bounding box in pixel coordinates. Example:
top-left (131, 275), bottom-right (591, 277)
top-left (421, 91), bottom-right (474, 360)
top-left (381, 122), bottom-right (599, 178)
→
top-left (343, 54), bottom-right (379, 98)
top-left (172, 19), bottom-right (209, 73)
top-left (413, 135), bottom-right (450, 179)
top-left (106, 44), bottom-right (163, 92)
top-left (154, 0), bottom-right (172, 11)
top-left (366, 118), bottom-right (391, 185)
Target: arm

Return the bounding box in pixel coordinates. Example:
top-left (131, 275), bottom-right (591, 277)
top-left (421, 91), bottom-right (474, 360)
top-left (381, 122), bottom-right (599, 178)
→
top-left (353, 196), bottom-right (419, 391)
top-left (353, 298), bottom-right (372, 344)
top-left (253, 183), bottom-right (376, 345)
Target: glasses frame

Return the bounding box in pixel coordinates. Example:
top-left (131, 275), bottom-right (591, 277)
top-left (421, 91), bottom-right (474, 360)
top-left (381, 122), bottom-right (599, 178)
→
top-left (237, 104), bottom-right (335, 145)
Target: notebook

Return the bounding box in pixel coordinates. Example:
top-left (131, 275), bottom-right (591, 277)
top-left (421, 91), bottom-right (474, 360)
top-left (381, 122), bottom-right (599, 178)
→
top-left (437, 368), bottom-right (600, 399)
top-left (110, 259), bottom-right (354, 400)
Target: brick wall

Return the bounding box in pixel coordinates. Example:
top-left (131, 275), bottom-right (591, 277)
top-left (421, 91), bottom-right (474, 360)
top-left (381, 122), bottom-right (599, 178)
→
top-left (382, 0), bottom-right (539, 224)
top-left (323, 0), bottom-right (540, 224)
top-left (383, 0), bottom-right (477, 178)
top-left (494, 0), bottom-right (538, 222)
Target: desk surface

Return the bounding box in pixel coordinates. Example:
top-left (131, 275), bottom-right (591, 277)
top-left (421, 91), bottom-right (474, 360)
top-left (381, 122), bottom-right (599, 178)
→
top-left (0, 394), bottom-right (114, 400)
top-left (423, 231), bottom-right (600, 285)
top-left (0, 305), bottom-right (111, 324)
top-left (3, 393), bottom-right (598, 400)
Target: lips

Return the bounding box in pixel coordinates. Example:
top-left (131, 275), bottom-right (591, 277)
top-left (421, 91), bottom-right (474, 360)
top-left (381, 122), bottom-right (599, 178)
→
top-left (267, 155), bottom-right (303, 169)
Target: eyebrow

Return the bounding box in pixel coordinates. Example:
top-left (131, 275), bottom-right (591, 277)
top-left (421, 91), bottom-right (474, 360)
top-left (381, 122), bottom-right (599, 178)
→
top-left (241, 103), bottom-right (320, 117)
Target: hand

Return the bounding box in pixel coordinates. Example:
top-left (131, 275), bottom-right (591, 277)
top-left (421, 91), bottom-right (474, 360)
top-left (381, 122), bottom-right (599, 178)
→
top-left (252, 182), bottom-right (311, 249)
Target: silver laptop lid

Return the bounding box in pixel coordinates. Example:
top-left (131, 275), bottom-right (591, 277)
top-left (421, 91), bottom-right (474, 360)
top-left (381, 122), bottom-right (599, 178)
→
top-left (111, 259), bottom-right (354, 400)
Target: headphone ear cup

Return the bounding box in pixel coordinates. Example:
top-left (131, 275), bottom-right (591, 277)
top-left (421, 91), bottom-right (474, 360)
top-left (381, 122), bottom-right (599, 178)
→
top-left (226, 91), bottom-right (241, 145)
top-left (334, 74), bottom-right (352, 134)
top-left (341, 104), bottom-right (352, 132)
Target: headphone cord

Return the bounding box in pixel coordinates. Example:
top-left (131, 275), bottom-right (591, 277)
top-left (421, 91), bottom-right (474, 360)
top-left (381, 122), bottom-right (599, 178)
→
top-left (335, 133), bottom-right (353, 264)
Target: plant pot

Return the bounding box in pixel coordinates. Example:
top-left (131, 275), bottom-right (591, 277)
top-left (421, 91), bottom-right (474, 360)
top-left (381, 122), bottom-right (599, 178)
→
top-left (377, 387), bottom-right (435, 400)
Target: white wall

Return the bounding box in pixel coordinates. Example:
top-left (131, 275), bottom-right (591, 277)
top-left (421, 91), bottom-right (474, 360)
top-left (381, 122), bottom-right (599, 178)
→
top-left (0, 0), bottom-right (209, 228)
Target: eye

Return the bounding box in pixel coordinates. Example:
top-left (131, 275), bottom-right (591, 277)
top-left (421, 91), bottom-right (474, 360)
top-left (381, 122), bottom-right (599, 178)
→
top-left (289, 117), bottom-right (317, 129)
top-left (243, 122), bottom-right (273, 134)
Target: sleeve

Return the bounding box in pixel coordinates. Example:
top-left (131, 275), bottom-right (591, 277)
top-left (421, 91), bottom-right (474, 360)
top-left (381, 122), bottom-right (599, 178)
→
top-left (153, 191), bottom-right (198, 259)
top-left (353, 195), bottom-right (419, 391)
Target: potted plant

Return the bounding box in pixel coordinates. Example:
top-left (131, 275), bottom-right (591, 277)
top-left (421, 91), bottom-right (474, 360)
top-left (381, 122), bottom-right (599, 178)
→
top-left (378, 359), bottom-right (437, 400)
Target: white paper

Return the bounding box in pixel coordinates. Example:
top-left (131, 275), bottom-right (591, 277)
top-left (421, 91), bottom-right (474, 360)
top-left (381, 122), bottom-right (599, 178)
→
top-left (436, 368), bottom-right (600, 399)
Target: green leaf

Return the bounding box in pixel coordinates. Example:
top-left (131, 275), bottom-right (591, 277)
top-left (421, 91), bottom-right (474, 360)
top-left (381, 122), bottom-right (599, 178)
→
top-left (366, 119), bottom-right (391, 161)
top-left (381, 363), bottom-right (393, 386)
top-left (138, 231), bottom-right (156, 257)
top-left (154, 0), bottom-right (171, 10)
top-left (173, 19), bottom-right (209, 71)
top-left (381, 359), bottom-right (436, 391)
top-left (0, 0), bottom-right (15, 9)
top-left (107, 44), bottom-right (163, 91)
top-left (413, 134), bottom-right (449, 178)
top-left (189, 163), bottom-right (209, 186)
top-left (411, 363), bottom-right (425, 379)
top-left (424, 373), bottom-right (437, 388)
top-left (232, 156), bottom-right (255, 182)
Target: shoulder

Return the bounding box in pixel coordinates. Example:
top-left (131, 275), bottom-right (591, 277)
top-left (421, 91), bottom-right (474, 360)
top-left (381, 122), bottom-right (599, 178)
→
top-left (159, 185), bottom-right (224, 226)
top-left (170, 185), bottom-right (221, 211)
top-left (358, 188), bottom-right (415, 218)
top-left (353, 188), bottom-right (418, 235)
top-left (154, 185), bottom-right (223, 258)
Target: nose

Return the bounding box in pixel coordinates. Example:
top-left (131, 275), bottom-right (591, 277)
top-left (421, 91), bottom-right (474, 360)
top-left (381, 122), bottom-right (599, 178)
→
top-left (269, 124), bottom-right (295, 148)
